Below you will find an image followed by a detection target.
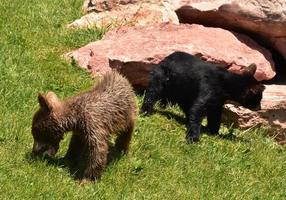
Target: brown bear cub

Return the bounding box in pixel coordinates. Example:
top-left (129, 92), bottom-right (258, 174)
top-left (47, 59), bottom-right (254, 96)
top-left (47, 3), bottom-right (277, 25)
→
top-left (32, 70), bottom-right (137, 182)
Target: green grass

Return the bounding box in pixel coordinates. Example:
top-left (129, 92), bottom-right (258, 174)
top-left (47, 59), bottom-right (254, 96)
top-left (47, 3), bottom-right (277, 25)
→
top-left (0, 0), bottom-right (285, 199)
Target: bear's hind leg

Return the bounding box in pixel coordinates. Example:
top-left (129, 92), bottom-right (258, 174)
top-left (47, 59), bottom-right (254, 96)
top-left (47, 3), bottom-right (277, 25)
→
top-left (206, 106), bottom-right (223, 135)
top-left (115, 118), bottom-right (134, 153)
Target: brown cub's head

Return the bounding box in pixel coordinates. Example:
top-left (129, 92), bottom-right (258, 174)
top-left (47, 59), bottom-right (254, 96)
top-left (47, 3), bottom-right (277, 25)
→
top-left (237, 64), bottom-right (265, 110)
top-left (32, 92), bottom-right (64, 157)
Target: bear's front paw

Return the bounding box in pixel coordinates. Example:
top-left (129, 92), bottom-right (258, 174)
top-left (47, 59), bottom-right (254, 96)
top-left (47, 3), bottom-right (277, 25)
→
top-left (200, 125), bottom-right (209, 133)
top-left (186, 134), bottom-right (200, 143)
top-left (139, 108), bottom-right (152, 116)
top-left (83, 168), bottom-right (101, 182)
top-left (79, 178), bottom-right (96, 185)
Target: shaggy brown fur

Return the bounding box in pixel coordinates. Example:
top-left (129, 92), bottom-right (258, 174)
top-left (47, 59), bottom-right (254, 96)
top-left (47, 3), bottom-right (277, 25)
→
top-left (32, 70), bottom-right (137, 182)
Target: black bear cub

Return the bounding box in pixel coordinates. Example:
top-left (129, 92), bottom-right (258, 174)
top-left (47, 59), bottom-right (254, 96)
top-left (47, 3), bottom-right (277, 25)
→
top-left (141, 51), bottom-right (265, 143)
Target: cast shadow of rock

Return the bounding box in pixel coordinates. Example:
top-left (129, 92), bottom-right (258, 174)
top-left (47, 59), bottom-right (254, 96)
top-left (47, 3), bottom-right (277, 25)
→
top-left (25, 145), bottom-right (126, 181)
top-left (156, 109), bottom-right (249, 143)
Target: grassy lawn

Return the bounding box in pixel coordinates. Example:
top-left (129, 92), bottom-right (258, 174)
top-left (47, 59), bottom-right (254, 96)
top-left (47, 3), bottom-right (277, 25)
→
top-left (0, 0), bottom-right (285, 199)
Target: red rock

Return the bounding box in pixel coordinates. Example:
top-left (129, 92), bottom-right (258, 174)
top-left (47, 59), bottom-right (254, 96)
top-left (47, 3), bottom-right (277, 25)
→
top-left (174, 0), bottom-right (286, 60)
top-left (222, 84), bottom-right (286, 145)
top-left (69, 1), bottom-right (178, 29)
top-left (66, 23), bottom-right (275, 88)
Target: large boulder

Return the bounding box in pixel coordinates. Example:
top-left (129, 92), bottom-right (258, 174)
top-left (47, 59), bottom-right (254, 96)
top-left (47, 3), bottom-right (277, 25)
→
top-left (174, 0), bottom-right (286, 60)
top-left (222, 84), bottom-right (286, 145)
top-left (68, 1), bottom-right (178, 29)
top-left (66, 23), bottom-right (275, 88)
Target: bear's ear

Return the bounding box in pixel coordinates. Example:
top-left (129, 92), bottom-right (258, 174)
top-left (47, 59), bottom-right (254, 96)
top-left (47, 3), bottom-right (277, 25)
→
top-left (243, 63), bottom-right (257, 77)
top-left (38, 92), bottom-right (60, 111)
top-left (38, 93), bottom-right (48, 110)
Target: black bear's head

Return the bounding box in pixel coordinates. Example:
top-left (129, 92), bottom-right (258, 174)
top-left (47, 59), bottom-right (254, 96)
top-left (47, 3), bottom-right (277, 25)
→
top-left (236, 64), bottom-right (265, 110)
top-left (31, 92), bottom-right (64, 157)
top-left (239, 83), bottom-right (265, 110)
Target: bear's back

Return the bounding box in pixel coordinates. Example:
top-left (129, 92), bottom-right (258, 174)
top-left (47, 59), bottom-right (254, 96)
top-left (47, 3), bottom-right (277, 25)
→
top-left (160, 51), bottom-right (224, 81)
top-left (79, 71), bottom-right (136, 129)
top-left (157, 51), bottom-right (226, 102)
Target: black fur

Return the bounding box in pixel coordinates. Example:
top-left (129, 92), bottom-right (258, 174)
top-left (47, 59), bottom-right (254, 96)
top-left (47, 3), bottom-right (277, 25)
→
top-left (141, 51), bottom-right (265, 143)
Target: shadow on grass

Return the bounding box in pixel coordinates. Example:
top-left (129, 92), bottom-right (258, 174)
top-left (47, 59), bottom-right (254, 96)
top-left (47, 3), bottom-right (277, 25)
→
top-left (156, 110), bottom-right (186, 125)
top-left (154, 109), bottom-right (249, 143)
top-left (25, 145), bottom-right (126, 181)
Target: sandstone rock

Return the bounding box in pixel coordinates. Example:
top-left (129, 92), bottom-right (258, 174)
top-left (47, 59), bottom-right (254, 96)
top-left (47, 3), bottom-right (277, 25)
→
top-left (69, 1), bottom-right (178, 29)
top-left (174, 0), bottom-right (286, 60)
top-left (222, 84), bottom-right (286, 145)
top-left (66, 23), bottom-right (275, 88)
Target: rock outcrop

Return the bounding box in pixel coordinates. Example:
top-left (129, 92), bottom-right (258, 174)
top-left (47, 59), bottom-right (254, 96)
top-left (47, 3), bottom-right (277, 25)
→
top-left (78, 0), bottom-right (286, 60)
top-left (222, 84), bottom-right (286, 144)
top-left (69, 1), bottom-right (178, 29)
top-left (174, 0), bottom-right (286, 60)
top-left (66, 23), bottom-right (275, 88)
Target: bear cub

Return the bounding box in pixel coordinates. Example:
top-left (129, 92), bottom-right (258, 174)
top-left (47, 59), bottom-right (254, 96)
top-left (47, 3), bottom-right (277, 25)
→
top-left (32, 70), bottom-right (137, 182)
top-left (141, 51), bottom-right (265, 143)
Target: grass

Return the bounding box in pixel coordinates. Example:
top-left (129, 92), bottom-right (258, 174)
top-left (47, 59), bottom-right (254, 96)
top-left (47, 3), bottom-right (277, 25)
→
top-left (0, 0), bottom-right (285, 199)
